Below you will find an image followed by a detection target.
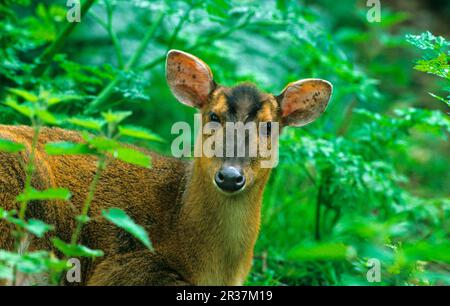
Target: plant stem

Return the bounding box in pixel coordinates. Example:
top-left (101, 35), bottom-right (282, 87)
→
top-left (315, 180), bottom-right (323, 241)
top-left (139, 12), bottom-right (254, 71)
top-left (85, 11), bottom-right (165, 114)
top-left (32, 0), bottom-right (96, 77)
top-left (70, 156), bottom-right (107, 245)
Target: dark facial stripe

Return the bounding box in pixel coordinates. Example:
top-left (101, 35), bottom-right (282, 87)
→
top-left (225, 84), bottom-right (262, 119)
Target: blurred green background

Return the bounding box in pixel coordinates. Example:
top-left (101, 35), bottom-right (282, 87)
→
top-left (1, 0), bottom-right (449, 285)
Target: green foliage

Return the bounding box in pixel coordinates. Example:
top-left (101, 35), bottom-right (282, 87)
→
top-left (102, 208), bottom-right (153, 250)
top-left (406, 31), bottom-right (450, 106)
top-left (52, 238), bottom-right (104, 258)
top-left (16, 188), bottom-right (72, 202)
top-left (0, 0), bottom-right (448, 286)
top-left (0, 138), bottom-right (25, 153)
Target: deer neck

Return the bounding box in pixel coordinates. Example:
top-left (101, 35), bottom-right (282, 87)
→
top-left (175, 158), bottom-right (270, 285)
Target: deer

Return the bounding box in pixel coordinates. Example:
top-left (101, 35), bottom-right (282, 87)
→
top-left (0, 50), bottom-right (332, 285)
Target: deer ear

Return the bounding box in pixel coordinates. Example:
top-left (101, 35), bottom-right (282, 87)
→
top-left (277, 79), bottom-right (332, 127)
top-left (166, 50), bottom-right (215, 108)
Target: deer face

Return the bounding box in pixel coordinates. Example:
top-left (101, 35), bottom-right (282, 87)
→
top-left (166, 50), bottom-right (332, 195)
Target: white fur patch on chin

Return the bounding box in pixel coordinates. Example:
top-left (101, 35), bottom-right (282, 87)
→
top-left (212, 178), bottom-right (247, 196)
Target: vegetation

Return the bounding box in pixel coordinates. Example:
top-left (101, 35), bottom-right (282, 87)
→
top-left (0, 0), bottom-right (449, 285)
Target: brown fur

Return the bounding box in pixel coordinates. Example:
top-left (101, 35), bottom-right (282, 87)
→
top-left (1, 51), bottom-right (332, 286)
top-left (0, 124), bottom-right (269, 285)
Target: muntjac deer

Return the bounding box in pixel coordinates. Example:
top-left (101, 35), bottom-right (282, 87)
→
top-left (0, 50), bottom-right (332, 285)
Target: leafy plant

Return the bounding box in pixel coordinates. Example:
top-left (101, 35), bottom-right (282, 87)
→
top-left (406, 31), bottom-right (450, 107)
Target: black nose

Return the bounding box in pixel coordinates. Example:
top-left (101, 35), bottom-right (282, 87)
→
top-left (214, 166), bottom-right (246, 192)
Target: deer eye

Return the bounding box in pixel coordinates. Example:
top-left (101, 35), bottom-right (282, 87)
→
top-left (209, 112), bottom-right (220, 123)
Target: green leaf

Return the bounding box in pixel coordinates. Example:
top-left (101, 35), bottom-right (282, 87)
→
top-left (429, 92), bottom-right (450, 107)
top-left (52, 238), bottom-right (104, 258)
top-left (111, 147), bottom-right (151, 168)
top-left (102, 208), bottom-right (153, 250)
top-left (36, 109), bottom-right (59, 125)
top-left (118, 125), bottom-right (164, 142)
top-left (0, 138), bottom-right (25, 153)
top-left (404, 242), bottom-right (450, 263)
top-left (4, 99), bottom-right (34, 118)
top-left (67, 117), bottom-right (104, 131)
top-left (16, 188), bottom-right (71, 202)
top-left (45, 142), bottom-right (94, 155)
top-left (102, 110), bottom-right (132, 124)
top-left (24, 219), bottom-right (54, 238)
top-left (7, 88), bottom-right (38, 102)
top-left (406, 31), bottom-right (449, 50)
top-left (414, 53), bottom-right (450, 79)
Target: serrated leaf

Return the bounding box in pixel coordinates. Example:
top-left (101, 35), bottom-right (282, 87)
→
top-left (111, 147), bottom-right (151, 168)
top-left (102, 208), bottom-right (153, 250)
top-left (16, 188), bottom-right (71, 202)
top-left (45, 142), bottom-right (94, 155)
top-left (118, 125), bottom-right (163, 142)
top-left (0, 138), bottom-right (25, 153)
top-left (52, 238), bottom-right (104, 258)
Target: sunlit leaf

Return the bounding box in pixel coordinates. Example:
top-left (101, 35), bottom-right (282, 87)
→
top-left (45, 142), bottom-right (94, 155)
top-left (7, 88), bottom-right (38, 102)
top-left (52, 238), bottom-right (104, 258)
top-left (24, 219), bottom-right (54, 238)
top-left (102, 208), bottom-right (153, 250)
top-left (118, 125), bottom-right (163, 142)
top-left (102, 110), bottom-right (132, 124)
top-left (0, 138), bottom-right (25, 153)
